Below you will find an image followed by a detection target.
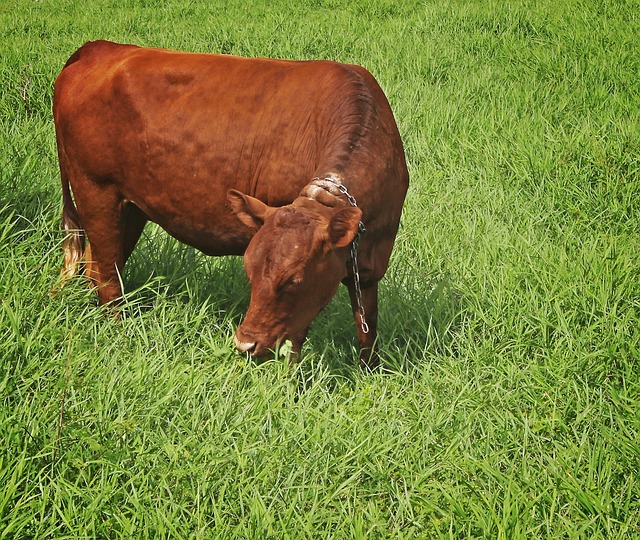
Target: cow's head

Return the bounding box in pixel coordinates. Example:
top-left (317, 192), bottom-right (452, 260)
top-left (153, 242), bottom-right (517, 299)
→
top-left (227, 189), bottom-right (362, 357)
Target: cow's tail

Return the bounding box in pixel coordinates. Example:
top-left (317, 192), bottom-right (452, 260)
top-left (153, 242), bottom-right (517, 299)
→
top-left (54, 43), bottom-right (103, 287)
top-left (59, 159), bottom-right (85, 282)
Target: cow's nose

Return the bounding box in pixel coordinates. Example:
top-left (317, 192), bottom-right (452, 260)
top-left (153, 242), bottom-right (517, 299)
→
top-left (233, 333), bottom-right (256, 354)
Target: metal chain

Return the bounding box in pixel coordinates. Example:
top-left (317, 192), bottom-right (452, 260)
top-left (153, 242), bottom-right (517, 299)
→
top-left (312, 177), bottom-right (369, 334)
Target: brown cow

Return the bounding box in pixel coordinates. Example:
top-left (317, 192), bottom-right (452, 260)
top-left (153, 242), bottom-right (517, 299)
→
top-left (53, 40), bottom-right (408, 367)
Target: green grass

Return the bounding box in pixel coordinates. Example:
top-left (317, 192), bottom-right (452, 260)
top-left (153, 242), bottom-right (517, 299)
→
top-left (2, 0), bottom-right (639, 537)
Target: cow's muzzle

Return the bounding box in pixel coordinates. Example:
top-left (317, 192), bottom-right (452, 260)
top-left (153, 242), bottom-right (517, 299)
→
top-left (233, 326), bottom-right (302, 359)
top-left (233, 332), bottom-right (257, 355)
top-left (233, 326), bottom-right (276, 357)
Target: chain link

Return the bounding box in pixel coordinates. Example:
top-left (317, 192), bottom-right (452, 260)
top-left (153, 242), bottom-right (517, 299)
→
top-left (312, 177), bottom-right (369, 334)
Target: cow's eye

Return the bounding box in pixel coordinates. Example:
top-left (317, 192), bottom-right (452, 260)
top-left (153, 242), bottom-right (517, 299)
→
top-left (279, 276), bottom-right (303, 292)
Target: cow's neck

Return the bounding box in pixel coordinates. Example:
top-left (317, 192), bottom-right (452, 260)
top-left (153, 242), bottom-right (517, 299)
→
top-left (298, 173), bottom-right (369, 336)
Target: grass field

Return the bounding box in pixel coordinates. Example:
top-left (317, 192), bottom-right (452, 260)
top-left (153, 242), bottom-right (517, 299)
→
top-left (2, 0), bottom-right (639, 537)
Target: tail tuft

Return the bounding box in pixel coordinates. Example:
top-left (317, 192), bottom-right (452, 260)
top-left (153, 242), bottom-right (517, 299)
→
top-left (61, 221), bottom-right (84, 281)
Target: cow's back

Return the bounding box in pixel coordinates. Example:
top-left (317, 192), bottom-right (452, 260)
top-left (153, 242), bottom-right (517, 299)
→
top-left (55, 41), bottom-right (322, 198)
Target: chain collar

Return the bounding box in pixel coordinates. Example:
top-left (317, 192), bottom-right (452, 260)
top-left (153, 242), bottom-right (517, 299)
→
top-left (310, 176), bottom-right (369, 335)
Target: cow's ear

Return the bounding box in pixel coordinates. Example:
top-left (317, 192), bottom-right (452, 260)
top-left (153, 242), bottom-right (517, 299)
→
top-left (328, 206), bottom-right (363, 248)
top-left (227, 190), bottom-right (274, 232)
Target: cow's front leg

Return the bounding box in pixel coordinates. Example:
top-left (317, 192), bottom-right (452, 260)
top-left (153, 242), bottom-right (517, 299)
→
top-left (347, 281), bottom-right (379, 369)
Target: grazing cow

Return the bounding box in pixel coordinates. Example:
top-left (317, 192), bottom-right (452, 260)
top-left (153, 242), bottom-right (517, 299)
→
top-left (53, 40), bottom-right (408, 367)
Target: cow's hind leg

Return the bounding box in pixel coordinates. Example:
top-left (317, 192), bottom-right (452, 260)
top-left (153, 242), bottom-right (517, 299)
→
top-left (83, 201), bottom-right (148, 301)
top-left (73, 186), bottom-right (141, 306)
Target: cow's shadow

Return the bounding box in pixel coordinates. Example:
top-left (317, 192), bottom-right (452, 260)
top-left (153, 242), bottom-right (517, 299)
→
top-left (309, 266), bottom-right (464, 377)
top-left (123, 227), bottom-right (462, 379)
top-left (123, 228), bottom-right (250, 326)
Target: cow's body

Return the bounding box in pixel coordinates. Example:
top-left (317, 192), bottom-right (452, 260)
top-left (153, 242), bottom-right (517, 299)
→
top-left (54, 40), bottom-right (408, 366)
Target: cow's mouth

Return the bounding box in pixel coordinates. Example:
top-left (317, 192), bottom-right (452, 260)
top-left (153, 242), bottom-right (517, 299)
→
top-left (233, 333), bottom-right (264, 356)
top-left (233, 328), bottom-right (302, 359)
top-left (233, 329), bottom-right (279, 358)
